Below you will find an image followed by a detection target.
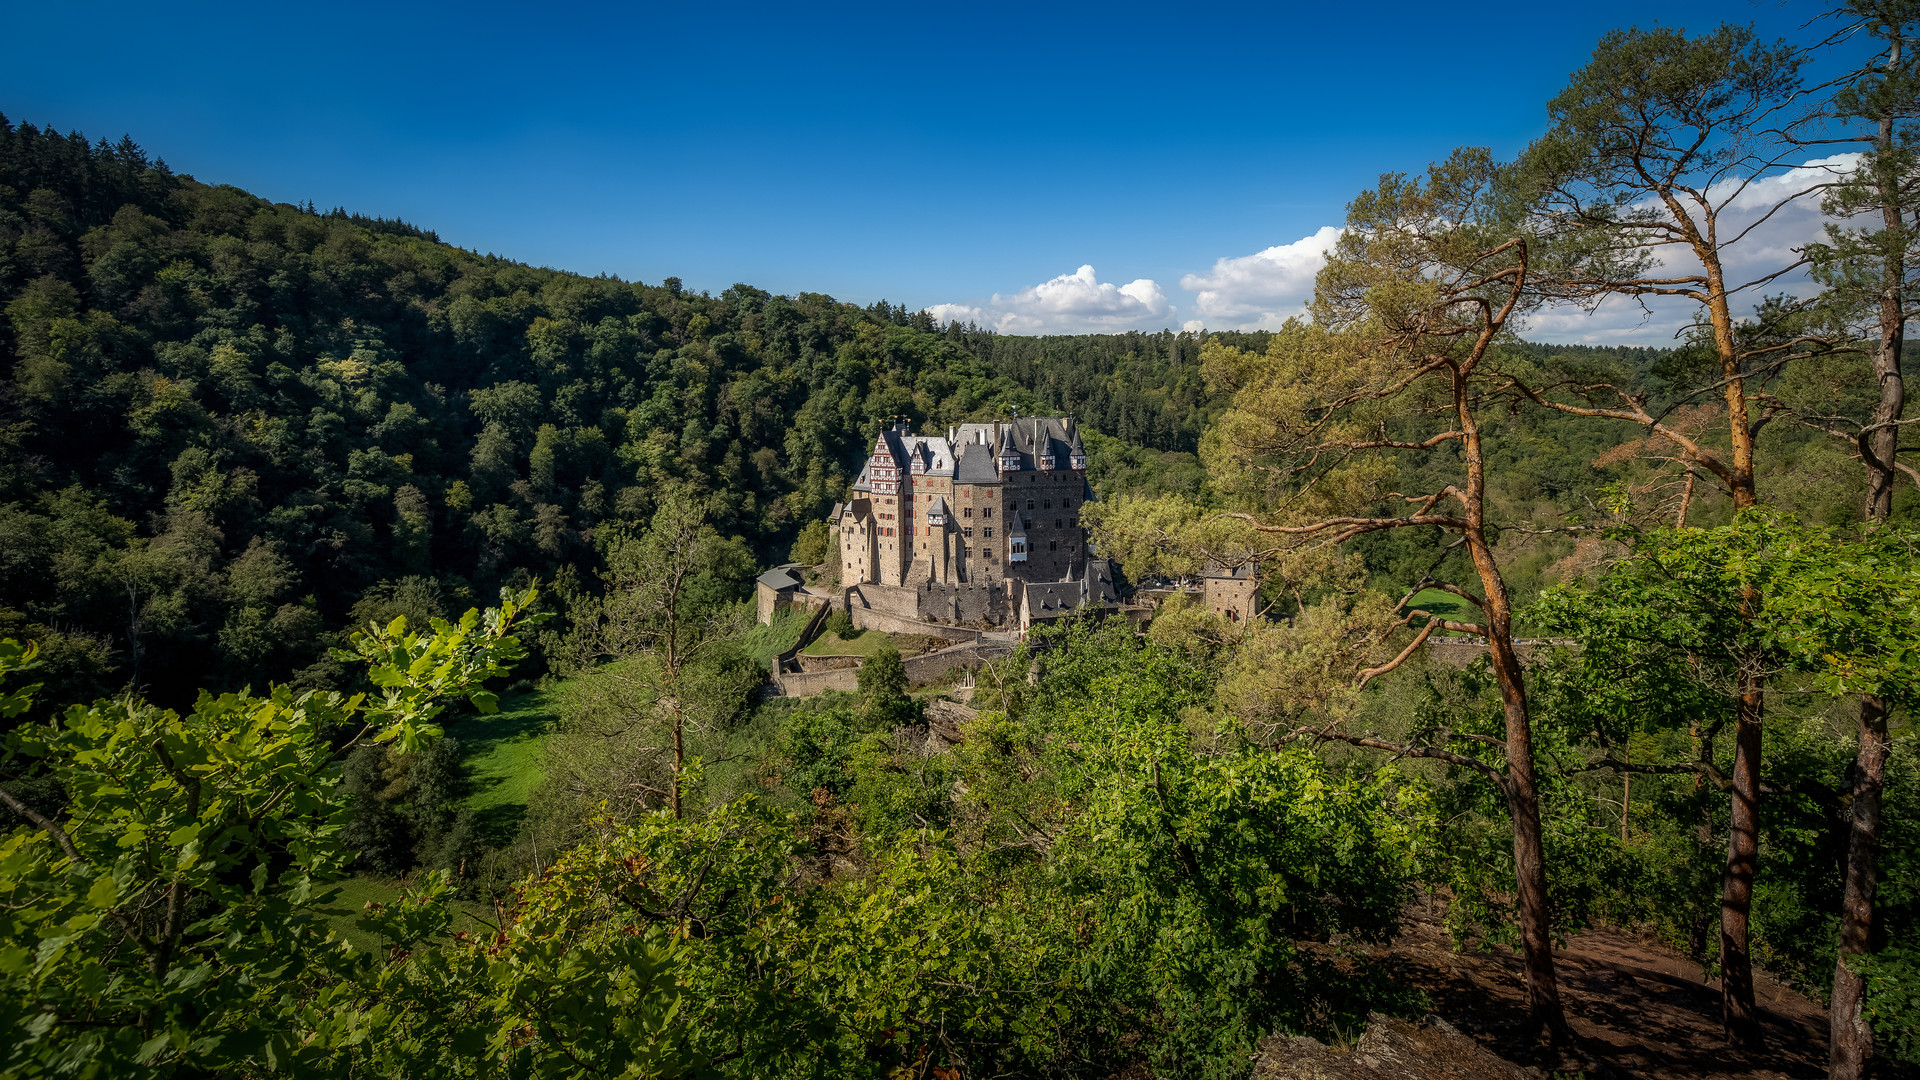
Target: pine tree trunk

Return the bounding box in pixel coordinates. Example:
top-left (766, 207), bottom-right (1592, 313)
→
top-left (1831, 57), bottom-right (1907, 1076)
top-left (1498, 664), bottom-right (1568, 1039)
top-left (1720, 670), bottom-right (1765, 1048)
top-left (1457, 361), bottom-right (1567, 1040)
top-left (1831, 694), bottom-right (1890, 1080)
top-left (1710, 256), bottom-right (1764, 1045)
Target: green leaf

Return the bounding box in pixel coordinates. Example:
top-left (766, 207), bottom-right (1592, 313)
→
top-left (85, 874), bottom-right (118, 909)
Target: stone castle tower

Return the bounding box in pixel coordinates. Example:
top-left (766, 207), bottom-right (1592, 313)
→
top-left (833, 416), bottom-right (1113, 627)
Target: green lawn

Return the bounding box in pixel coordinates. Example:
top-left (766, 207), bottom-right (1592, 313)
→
top-left (319, 875), bottom-right (495, 952)
top-left (1406, 587), bottom-right (1473, 634)
top-left (740, 604), bottom-right (813, 669)
top-left (453, 688), bottom-right (558, 845)
top-left (801, 629), bottom-right (894, 657)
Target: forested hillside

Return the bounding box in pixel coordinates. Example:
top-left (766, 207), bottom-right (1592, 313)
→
top-left (0, 116), bottom-right (1185, 708)
top-left (6, 115), bottom-right (1837, 708)
top-left (2, 5), bottom-right (1919, 1076)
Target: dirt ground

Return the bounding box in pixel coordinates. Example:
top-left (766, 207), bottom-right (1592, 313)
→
top-left (1368, 904), bottom-right (1915, 1079)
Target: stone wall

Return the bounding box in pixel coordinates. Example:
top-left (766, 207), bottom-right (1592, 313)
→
top-left (767, 640), bottom-right (1011, 698)
top-left (795, 654), bottom-right (859, 673)
top-left (1000, 468), bottom-right (1089, 583)
top-left (1203, 576), bottom-right (1258, 623)
top-left (848, 606), bottom-right (981, 642)
top-left (913, 581), bottom-right (1006, 626)
top-left (770, 669), bottom-right (860, 696)
top-left (1425, 637), bottom-right (1577, 668)
top-left (903, 641), bottom-right (991, 684)
top-left (847, 582), bottom-right (1006, 635)
top-left (771, 597), bottom-right (832, 674)
top-left (847, 583), bottom-right (923, 620)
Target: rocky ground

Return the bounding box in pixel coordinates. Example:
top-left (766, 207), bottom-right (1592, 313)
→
top-left (1297, 902), bottom-right (1918, 1079)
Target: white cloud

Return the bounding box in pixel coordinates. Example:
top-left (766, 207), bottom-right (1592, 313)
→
top-left (1519, 154), bottom-right (1860, 344)
top-left (934, 156), bottom-right (1860, 342)
top-left (1178, 225), bottom-right (1342, 330)
top-left (927, 264), bottom-right (1176, 334)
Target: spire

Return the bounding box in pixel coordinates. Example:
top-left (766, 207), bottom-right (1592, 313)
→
top-left (996, 420), bottom-right (1021, 472)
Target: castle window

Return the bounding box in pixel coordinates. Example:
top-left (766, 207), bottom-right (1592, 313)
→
top-left (1027, 500), bottom-right (1035, 509)
top-left (983, 527), bottom-right (993, 538)
top-left (1055, 520), bottom-right (1062, 528)
top-left (983, 508), bottom-right (993, 519)
top-left (1049, 541), bottom-right (1057, 551)
top-left (963, 527), bottom-right (973, 538)
top-left (1043, 499), bottom-right (1051, 509)
top-left (964, 507), bottom-right (972, 518)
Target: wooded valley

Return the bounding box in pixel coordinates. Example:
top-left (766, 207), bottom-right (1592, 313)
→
top-left (1, 3), bottom-right (1917, 1077)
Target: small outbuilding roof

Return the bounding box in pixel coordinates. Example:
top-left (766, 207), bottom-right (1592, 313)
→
top-left (756, 566), bottom-right (805, 591)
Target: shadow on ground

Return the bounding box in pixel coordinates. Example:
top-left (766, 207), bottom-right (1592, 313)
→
top-left (453, 689), bottom-right (556, 847)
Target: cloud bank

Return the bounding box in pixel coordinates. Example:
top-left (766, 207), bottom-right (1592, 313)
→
top-left (928, 156), bottom-right (1859, 340)
top-left (1177, 225), bottom-right (1342, 331)
top-left (926, 265), bottom-right (1175, 334)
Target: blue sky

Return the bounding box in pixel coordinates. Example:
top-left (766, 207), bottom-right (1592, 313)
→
top-left (1, 0), bottom-right (1850, 336)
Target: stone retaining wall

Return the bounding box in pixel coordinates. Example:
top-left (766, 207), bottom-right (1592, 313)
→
top-left (847, 606), bottom-right (981, 642)
top-left (768, 639), bottom-right (1010, 697)
top-left (770, 668), bottom-right (860, 696)
top-left (1425, 637), bottom-right (1577, 667)
top-left (772, 597), bottom-right (833, 674)
top-left (847, 583), bottom-right (922, 620)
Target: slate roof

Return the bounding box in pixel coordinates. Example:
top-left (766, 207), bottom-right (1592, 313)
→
top-left (953, 441), bottom-right (999, 483)
top-left (851, 422), bottom-right (956, 491)
top-left (1085, 558), bottom-right (1118, 604)
top-left (1024, 581), bottom-right (1085, 614)
top-left (1201, 561), bottom-right (1257, 580)
top-left (757, 566), bottom-right (805, 591)
top-left (849, 418), bottom-right (1087, 492)
top-left (952, 417), bottom-right (1086, 473)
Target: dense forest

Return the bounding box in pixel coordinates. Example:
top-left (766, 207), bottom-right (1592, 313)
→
top-left (0, 116), bottom-right (1186, 710)
top-left (2, 2), bottom-right (1919, 1078)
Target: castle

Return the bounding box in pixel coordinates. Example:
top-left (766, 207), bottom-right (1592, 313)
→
top-left (833, 416), bottom-right (1117, 629)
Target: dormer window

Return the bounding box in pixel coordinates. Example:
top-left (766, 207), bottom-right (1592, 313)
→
top-left (1070, 452), bottom-right (1087, 470)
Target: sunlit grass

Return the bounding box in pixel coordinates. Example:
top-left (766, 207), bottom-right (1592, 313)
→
top-left (453, 687), bottom-right (558, 844)
top-left (740, 604), bottom-right (813, 669)
top-left (801, 629), bottom-right (894, 657)
top-left (1405, 587), bottom-right (1472, 635)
